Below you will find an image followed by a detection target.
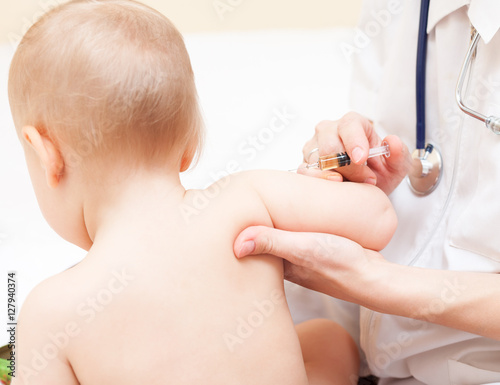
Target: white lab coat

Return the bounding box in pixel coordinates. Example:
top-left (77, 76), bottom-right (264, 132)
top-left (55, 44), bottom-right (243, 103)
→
top-left (348, 0), bottom-right (500, 384)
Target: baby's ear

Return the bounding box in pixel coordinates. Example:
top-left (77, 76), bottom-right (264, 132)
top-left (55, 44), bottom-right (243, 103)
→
top-left (179, 155), bottom-right (191, 172)
top-left (22, 125), bottom-right (65, 189)
top-left (179, 146), bottom-right (196, 172)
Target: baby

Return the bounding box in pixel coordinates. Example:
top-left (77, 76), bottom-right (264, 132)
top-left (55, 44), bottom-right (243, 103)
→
top-left (9, 1), bottom-right (397, 384)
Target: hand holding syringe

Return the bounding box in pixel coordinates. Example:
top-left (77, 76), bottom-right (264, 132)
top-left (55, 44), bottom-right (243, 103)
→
top-left (306, 141), bottom-right (390, 171)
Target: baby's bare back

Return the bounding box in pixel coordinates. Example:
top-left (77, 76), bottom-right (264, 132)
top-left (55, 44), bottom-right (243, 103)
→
top-left (50, 186), bottom-right (308, 384)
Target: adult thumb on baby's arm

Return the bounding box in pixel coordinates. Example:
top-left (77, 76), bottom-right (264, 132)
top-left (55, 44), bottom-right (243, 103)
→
top-left (234, 226), bottom-right (273, 258)
top-left (234, 226), bottom-right (310, 267)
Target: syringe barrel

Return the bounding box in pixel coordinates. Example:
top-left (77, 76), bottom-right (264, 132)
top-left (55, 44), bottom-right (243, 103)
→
top-left (318, 152), bottom-right (351, 170)
top-left (314, 142), bottom-right (390, 170)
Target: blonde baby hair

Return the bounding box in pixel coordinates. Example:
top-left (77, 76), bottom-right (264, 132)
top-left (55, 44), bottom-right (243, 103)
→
top-left (9, 0), bottom-right (203, 174)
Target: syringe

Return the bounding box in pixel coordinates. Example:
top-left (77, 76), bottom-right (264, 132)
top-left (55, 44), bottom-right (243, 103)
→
top-left (307, 141), bottom-right (390, 171)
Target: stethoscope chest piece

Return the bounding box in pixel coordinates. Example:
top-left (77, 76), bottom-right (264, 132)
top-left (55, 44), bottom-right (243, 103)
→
top-left (408, 144), bottom-right (443, 196)
top-left (409, 0), bottom-right (443, 196)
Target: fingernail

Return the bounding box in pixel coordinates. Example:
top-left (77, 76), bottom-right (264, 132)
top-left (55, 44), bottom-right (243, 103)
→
top-left (237, 240), bottom-right (255, 258)
top-left (327, 175), bottom-right (342, 182)
top-left (364, 177), bottom-right (377, 185)
top-left (352, 147), bottom-right (364, 164)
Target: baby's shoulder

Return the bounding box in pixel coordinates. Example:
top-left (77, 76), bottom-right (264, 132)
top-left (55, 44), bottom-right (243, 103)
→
top-left (19, 268), bottom-right (81, 329)
top-left (206, 169), bottom-right (294, 198)
top-left (15, 268), bottom-right (85, 384)
top-left (225, 169), bottom-right (292, 184)
top-left (202, 169), bottom-right (283, 211)
top-left (182, 169), bottom-right (300, 230)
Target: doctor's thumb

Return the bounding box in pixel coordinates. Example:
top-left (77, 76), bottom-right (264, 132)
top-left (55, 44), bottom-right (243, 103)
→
top-left (234, 226), bottom-right (292, 260)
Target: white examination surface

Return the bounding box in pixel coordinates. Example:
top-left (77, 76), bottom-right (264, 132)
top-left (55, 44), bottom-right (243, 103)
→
top-left (0, 28), bottom-right (354, 346)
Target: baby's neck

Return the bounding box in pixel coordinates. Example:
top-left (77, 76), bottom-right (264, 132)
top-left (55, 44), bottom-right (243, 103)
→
top-left (82, 170), bottom-right (186, 247)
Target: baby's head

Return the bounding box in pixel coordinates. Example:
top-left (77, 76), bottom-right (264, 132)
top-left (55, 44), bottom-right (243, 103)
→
top-left (9, 0), bottom-right (203, 249)
top-left (9, 0), bottom-right (203, 175)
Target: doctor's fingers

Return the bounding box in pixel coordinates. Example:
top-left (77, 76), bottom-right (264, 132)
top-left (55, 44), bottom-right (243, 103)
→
top-left (303, 117), bottom-right (378, 184)
top-left (234, 226), bottom-right (329, 266)
top-left (304, 113), bottom-right (375, 163)
top-left (234, 227), bottom-right (375, 300)
top-left (338, 164), bottom-right (378, 185)
top-left (283, 260), bottom-right (346, 299)
top-left (296, 163), bottom-right (344, 182)
top-left (336, 112), bottom-right (378, 165)
top-left (298, 161), bottom-right (377, 186)
top-left (282, 235), bottom-right (372, 302)
top-left (304, 113), bottom-right (377, 164)
top-left (384, 135), bottom-right (412, 178)
top-left (370, 135), bottom-right (412, 194)
top-left (302, 120), bottom-right (341, 162)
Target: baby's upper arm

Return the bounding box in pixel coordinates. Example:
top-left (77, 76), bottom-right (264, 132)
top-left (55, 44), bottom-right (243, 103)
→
top-left (244, 170), bottom-right (397, 251)
top-left (12, 277), bottom-right (79, 385)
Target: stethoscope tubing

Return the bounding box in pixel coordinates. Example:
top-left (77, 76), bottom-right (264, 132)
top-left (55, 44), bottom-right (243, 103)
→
top-left (416, 0), bottom-right (431, 150)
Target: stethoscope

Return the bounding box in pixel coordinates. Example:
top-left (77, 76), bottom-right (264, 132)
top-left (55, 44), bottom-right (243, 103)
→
top-left (408, 0), bottom-right (500, 196)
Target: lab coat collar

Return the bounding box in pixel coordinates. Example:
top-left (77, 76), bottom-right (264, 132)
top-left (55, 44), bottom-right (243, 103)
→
top-left (468, 0), bottom-right (500, 44)
top-left (427, 0), bottom-right (500, 44)
top-left (427, 0), bottom-right (469, 34)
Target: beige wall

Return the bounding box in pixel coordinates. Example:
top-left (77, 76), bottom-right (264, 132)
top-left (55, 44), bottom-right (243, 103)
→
top-left (2, 0), bottom-right (361, 45)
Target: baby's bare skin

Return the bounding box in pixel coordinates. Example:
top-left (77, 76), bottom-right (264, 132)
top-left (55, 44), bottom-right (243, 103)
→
top-left (14, 170), bottom-right (394, 384)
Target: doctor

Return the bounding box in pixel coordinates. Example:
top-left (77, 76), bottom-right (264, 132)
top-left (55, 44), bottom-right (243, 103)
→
top-left (235, 1), bottom-right (500, 384)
